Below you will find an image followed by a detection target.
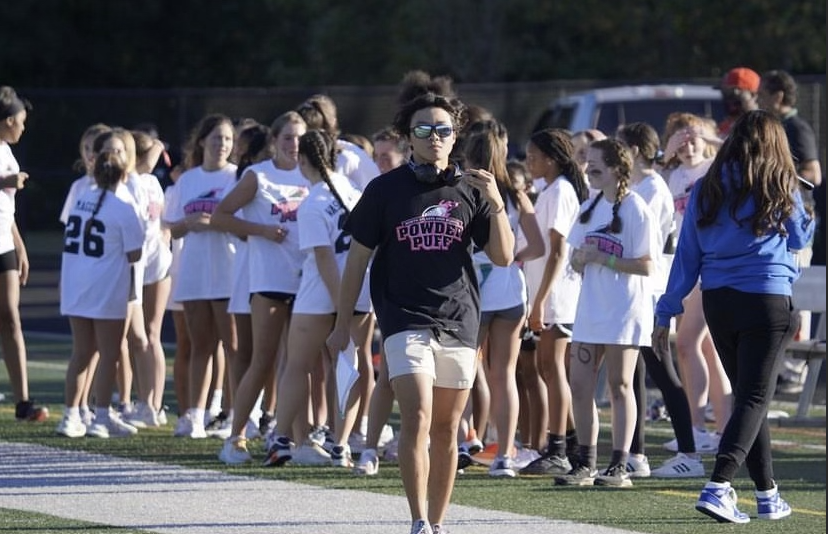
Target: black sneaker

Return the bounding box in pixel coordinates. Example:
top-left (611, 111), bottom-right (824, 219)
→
top-left (262, 436), bottom-right (292, 467)
top-left (594, 463), bottom-right (633, 487)
top-left (258, 413), bottom-right (273, 436)
top-left (554, 464), bottom-right (597, 486)
top-left (457, 447), bottom-right (474, 471)
top-left (205, 411), bottom-right (228, 431)
top-left (520, 453), bottom-right (572, 476)
top-left (15, 400), bottom-right (49, 422)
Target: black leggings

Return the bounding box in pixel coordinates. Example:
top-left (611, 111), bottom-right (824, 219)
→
top-left (631, 344), bottom-right (696, 455)
top-left (702, 287), bottom-right (796, 490)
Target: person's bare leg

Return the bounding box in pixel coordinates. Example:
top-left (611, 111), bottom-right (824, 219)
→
top-left (66, 317), bottom-right (97, 408)
top-left (485, 316), bottom-right (522, 457)
top-left (392, 372), bottom-right (433, 524)
top-left (171, 309), bottom-right (191, 416)
top-left (183, 300), bottom-right (218, 420)
top-left (143, 278), bottom-right (171, 410)
top-left (0, 270), bottom-right (28, 403)
top-left (428, 385), bottom-right (471, 525)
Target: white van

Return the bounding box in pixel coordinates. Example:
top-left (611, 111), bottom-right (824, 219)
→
top-left (532, 84), bottom-right (724, 136)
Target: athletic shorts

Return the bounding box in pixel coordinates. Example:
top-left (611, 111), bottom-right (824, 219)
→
top-left (0, 250), bottom-right (16, 273)
top-left (383, 329), bottom-right (477, 390)
top-left (480, 302), bottom-right (526, 328)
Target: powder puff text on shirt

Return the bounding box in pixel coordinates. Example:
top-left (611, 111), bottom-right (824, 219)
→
top-left (183, 188), bottom-right (224, 215)
top-left (396, 200), bottom-right (464, 252)
top-left (585, 232), bottom-right (623, 257)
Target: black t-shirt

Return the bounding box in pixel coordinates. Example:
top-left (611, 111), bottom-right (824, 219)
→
top-left (783, 110), bottom-right (819, 205)
top-left (346, 165), bottom-right (492, 347)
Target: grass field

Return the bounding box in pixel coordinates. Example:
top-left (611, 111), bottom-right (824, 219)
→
top-left (1, 334), bottom-right (825, 534)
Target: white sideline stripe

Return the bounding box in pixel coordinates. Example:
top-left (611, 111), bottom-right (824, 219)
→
top-left (0, 441), bottom-right (643, 534)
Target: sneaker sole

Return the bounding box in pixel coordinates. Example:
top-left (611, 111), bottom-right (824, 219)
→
top-left (262, 453), bottom-right (291, 467)
top-left (594, 478), bottom-right (633, 487)
top-left (695, 502), bottom-right (750, 524)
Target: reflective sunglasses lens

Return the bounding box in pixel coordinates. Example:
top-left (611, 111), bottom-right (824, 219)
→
top-left (412, 125), bottom-right (433, 139)
top-left (434, 125), bottom-right (453, 138)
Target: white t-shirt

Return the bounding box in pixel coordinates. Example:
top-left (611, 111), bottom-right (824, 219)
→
top-left (631, 172), bottom-right (675, 298)
top-left (115, 178), bottom-right (148, 303)
top-left (60, 175), bottom-right (97, 225)
top-left (60, 188), bottom-right (144, 319)
top-left (134, 173), bottom-right (171, 285)
top-left (0, 143), bottom-right (20, 255)
top-left (240, 160), bottom-right (309, 294)
top-left (164, 184), bottom-right (184, 311)
top-left (337, 139), bottom-right (381, 191)
top-left (567, 192), bottom-right (657, 345)
top-left (523, 176), bottom-right (583, 325)
top-left (667, 159), bottom-right (712, 236)
top-left (294, 174), bottom-right (370, 314)
top-left (163, 164), bottom-right (237, 301)
top-left (473, 196), bottom-right (527, 312)
top-left (228, 238), bottom-right (250, 315)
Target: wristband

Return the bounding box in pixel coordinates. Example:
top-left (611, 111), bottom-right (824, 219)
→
top-left (490, 203), bottom-right (505, 215)
top-left (607, 254), bottom-right (617, 270)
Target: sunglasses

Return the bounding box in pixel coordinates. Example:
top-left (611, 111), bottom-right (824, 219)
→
top-left (411, 124), bottom-right (454, 139)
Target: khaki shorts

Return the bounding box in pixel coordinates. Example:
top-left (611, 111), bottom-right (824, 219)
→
top-left (383, 330), bottom-right (477, 390)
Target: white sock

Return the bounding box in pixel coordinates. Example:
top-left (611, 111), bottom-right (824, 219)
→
top-left (249, 390), bottom-right (264, 421)
top-left (65, 406), bottom-right (80, 419)
top-left (209, 390), bottom-right (223, 415)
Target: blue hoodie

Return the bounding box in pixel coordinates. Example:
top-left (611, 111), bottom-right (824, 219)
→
top-left (655, 167), bottom-right (815, 327)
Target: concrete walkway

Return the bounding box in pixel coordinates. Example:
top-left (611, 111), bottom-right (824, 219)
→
top-left (0, 441), bottom-right (643, 534)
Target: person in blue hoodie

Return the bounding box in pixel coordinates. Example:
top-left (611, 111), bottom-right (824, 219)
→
top-left (653, 110), bottom-right (814, 524)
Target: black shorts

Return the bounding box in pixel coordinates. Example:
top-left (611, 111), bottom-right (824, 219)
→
top-left (0, 250), bottom-right (17, 273)
top-left (254, 291), bottom-right (296, 306)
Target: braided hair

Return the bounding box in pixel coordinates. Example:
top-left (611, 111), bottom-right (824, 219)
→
top-left (578, 138), bottom-right (633, 234)
top-left (298, 129), bottom-right (351, 215)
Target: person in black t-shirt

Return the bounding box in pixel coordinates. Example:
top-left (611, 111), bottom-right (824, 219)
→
top-left (758, 70), bottom-right (823, 394)
top-left (327, 92), bottom-right (514, 534)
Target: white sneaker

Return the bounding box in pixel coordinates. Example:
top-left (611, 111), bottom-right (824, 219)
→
top-left (56, 413), bottom-right (86, 438)
top-left (125, 402), bottom-right (160, 429)
top-left (174, 411), bottom-right (206, 439)
top-left (87, 414), bottom-right (138, 438)
top-left (651, 452), bottom-right (705, 478)
top-left (377, 424), bottom-right (395, 449)
top-left (157, 407), bottom-right (168, 426)
top-left (219, 436), bottom-right (252, 465)
top-left (461, 436), bottom-right (484, 455)
top-left (291, 441), bottom-right (332, 465)
top-left (663, 427), bottom-right (719, 454)
top-left (513, 448), bottom-right (541, 470)
top-left (626, 454), bottom-right (651, 478)
top-left (353, 448), bottom-right (379, 476)
top-left (79, 407), bottom-right (95, 427)
top-left (383, 436), bottom-right (399, 462)
top-left (488, 455), bottom-right (516, 477)
top-left (330, 444), bottom-right (353, 467)
top-left (309, 425), bottom-right (329, 447)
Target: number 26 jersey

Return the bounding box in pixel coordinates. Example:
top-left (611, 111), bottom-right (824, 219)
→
top-left (60, 188), bottom-right (145, 319)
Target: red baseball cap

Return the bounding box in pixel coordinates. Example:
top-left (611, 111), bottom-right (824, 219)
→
top-left (720, 67), bottom-right (760, 92)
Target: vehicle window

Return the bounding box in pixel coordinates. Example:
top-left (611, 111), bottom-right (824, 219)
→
top-left (532, 103), bottom-right (576, 133)
top-left (597, 100), bottom-right (724, 135)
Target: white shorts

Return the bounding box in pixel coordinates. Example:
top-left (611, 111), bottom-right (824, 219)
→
top-left (383, 330), bottom-right (477, 390)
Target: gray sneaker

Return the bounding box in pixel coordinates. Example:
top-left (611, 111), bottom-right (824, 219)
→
top-left (594, 463), bottom-right (633, 487)
top-left (554, 464), bottom-right (597, 486)
top-left (520, 453), bottom-right (572, 476)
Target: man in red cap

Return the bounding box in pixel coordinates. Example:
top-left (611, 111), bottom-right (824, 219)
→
top-left (716, 67), bottom-right (760, 137)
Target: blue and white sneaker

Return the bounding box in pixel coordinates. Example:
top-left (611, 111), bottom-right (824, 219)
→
top-left (756, 486), bottom-right (792, 520)
top-left (695, 483), bottom-right (750, 523)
